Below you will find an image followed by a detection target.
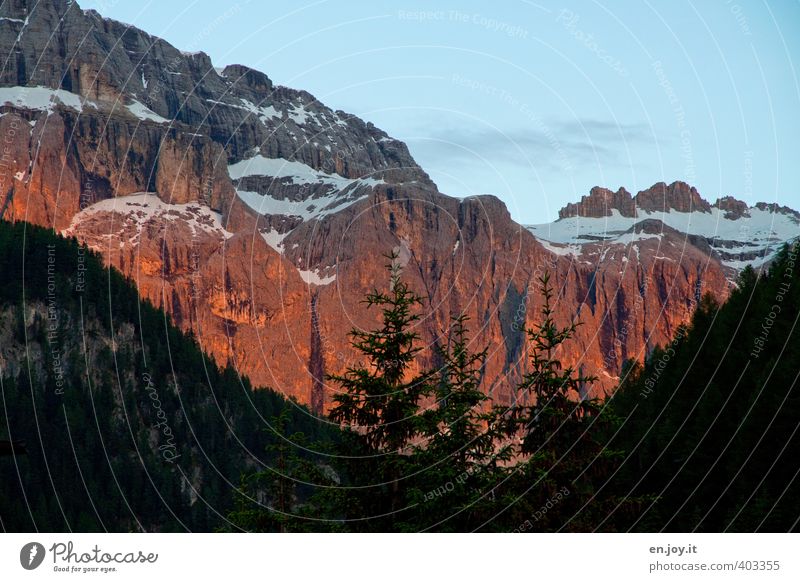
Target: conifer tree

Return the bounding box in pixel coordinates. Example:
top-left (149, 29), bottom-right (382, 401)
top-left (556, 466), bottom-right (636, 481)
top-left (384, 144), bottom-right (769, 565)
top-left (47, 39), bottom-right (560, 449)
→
top-left (611, 242), bottom-right (800, 532)
top-left (412, 315), bottom-right (511, 531)
top-left (511, 272), bottom-right (598, 455)
top-left (495, 271), bottom-right (632, 531)
top-left (227, 408), bottom-right (339, 532)
top-left (327, 253), bottom-right (434, 526)
top-left (428, 316), bottom-right (493, 465)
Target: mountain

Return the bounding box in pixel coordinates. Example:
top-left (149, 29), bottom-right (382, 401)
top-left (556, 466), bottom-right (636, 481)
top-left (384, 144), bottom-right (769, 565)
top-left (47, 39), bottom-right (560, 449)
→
top-left (1, 0), bottom-right (798, 410)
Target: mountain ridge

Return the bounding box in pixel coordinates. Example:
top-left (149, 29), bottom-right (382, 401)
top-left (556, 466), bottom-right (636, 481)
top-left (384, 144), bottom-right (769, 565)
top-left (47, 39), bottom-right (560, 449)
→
top-left (1, 0), bottom-right (797, 408)
top-left (556, 179), bottom-right (797, 221)
top-left (530, 181), bottom-right (799, 274)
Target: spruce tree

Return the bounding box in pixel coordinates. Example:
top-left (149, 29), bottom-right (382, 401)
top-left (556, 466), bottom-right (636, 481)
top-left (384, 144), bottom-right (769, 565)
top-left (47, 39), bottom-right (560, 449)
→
top-left (327, 253), bottom-right (434, 527)
top-left (428, 315), bottom-right (494, 467)
top-left (496, 273), bottom-right (597, 455)
top-left (494, 272), bottom-right (633, 531)
top-left (226, 408), bottom-right (339, 532)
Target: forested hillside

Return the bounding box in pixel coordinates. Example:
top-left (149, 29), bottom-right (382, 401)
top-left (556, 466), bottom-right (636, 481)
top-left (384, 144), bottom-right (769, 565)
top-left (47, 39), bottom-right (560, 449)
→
top-left (0, 220), bottom-right (333, 532)
top-left (611, 243), bottom-right (800, 531)
top-left (226, 246), bottom-right (800, 532)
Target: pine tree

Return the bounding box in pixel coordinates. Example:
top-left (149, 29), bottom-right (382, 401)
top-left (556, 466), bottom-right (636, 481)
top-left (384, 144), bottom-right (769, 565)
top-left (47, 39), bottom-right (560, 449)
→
top-left (494, 272), bottom-right (634, 532)
top-left (327, 253), bottom-right (434, 527)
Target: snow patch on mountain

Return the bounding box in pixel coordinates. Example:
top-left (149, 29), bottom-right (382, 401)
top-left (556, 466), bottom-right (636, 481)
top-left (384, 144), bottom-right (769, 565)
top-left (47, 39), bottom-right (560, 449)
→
top-left (63, 193), bottom-right (233, 244)
top-left (237, 189), bottom-right (367, 221)
top-left (260, 228), bottom-right (290, 254)
top-left (536, 239), bottom-right (581, 257)
top-left (529, 207), bottom-right (798, 246)
top-left (230, 155), bottom-right (384, 221)
top-left (286, 103), bottom-right (312, 125)
top-left (126, 99), bottom-right (170, 124)
top-left (297, 268), bottom-right (336, 286)
top-left (238, 98), bottom-right (281, 123)
top-left (0, 86), bottom-right (89, 113)
top-left (228, 155), bottom-right (384, 189)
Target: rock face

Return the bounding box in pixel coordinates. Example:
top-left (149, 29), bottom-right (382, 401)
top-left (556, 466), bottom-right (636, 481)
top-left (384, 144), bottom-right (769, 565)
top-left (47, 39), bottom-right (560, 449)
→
top-left (2, 0), bottom-right (799, 411)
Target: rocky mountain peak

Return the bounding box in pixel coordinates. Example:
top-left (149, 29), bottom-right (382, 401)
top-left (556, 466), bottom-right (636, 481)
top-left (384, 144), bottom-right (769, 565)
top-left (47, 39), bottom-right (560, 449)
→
top-left (755, 202), bottom-right (800, 220)
top-left (558, 180), bottom-right (714, 219)
top-left (634, 180), bottom-right (711, 214)
top-left (558, 186), bottom-right (635, 218)
top-left (0, 0), bottom-right (433, 231)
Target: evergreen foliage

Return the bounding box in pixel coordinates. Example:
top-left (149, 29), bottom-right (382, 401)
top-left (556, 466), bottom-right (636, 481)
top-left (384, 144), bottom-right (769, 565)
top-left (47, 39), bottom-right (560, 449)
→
top-left (610, 243), bottom-right (800, 531)
top-left (326, 254), bottom-right (435, 529)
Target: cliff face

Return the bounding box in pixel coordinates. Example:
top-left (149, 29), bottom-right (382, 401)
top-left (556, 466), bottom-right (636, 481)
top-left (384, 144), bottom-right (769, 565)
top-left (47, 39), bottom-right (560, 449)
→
top-left (2, 0), bottom-right (797, 410)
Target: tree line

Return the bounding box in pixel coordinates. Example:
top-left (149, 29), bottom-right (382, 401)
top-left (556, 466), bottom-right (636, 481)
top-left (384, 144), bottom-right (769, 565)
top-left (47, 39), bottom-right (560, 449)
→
top-left (228, 256), bottom-right (642, 532)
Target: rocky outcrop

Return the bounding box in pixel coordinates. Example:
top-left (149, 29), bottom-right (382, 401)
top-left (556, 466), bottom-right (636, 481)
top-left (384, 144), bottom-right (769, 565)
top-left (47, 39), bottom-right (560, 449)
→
top-left (755, 202), bottom-right (800, 219)
top-left (713, 196), bottom-right (750, 220)
top-left (558, 181), bottom-right (716, 218)
top-left (0, 104), bottom-right (234, 230)
top-left (559, 186), bottom-right (636, 218)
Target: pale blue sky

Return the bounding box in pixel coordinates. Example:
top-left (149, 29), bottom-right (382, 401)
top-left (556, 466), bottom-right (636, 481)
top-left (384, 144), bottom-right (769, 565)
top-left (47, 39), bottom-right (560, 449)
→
top-left (81, 0), bottom-right (800, 224)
